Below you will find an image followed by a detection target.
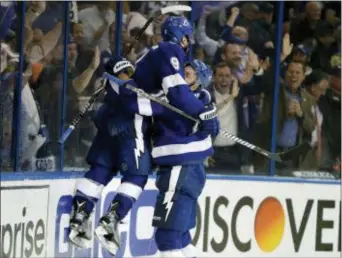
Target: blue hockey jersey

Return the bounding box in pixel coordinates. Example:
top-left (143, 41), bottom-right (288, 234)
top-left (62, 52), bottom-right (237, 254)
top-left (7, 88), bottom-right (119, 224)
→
top-left (128, 42), bottom-right (214, 165)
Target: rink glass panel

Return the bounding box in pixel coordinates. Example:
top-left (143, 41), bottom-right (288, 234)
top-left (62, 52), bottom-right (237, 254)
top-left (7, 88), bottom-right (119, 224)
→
top-left (62, 2), bottom-right (117, 170)
top-left (0, 3), bottom-right (22, 172)
top-left (18, 2), bottom-right (68, 171)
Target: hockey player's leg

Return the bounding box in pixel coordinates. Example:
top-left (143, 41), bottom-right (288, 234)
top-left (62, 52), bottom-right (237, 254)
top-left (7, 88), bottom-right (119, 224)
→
top-left (69, 164), bottom-right (113, 248)
top-left (180, 201), bottom-right (198, 257)
top-left (153, 164), bottom-right (205, 257)
top-left (69, 132), bottom-right (118, 248)
top-left (95, 174), bottom-right (148, 255)
top-left (95, 125), bottom-right (152, 255)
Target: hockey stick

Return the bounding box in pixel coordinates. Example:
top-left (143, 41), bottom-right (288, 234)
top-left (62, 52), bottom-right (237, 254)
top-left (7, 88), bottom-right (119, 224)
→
top-left (58, 84), bottom-right (106, 143)
top-left (103, 73), bottom-right (312, 163)
top-left (126, 5), bottom-right (192, 55)
top-left (58, 5), bottom-right (192, 144)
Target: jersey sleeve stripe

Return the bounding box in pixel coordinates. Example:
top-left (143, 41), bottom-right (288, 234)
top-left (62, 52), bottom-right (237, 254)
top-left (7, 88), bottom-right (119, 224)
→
top-left (137, 96), bottom-right (153, 116)
top-left (164, 166), bottom-right (182, 220)
top-left (151, 135), bottom-right (212, 158)
top-left (162, 73), bottom-right (188, 94)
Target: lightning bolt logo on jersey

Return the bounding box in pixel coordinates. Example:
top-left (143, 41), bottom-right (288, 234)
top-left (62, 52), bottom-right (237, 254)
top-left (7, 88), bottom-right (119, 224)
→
top-left (133, 114), bottom-right (145, 169)
top-left (163, 191), bottom-right (175, 221)
top-left (152, 164), bottom-right (206, 231)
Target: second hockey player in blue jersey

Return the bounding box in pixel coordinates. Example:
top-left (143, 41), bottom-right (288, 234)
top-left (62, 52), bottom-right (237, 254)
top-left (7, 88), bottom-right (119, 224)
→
top-left (68, 58), bottom-right (153, 256)
top-left (105, 16), bottom-right (220, 257)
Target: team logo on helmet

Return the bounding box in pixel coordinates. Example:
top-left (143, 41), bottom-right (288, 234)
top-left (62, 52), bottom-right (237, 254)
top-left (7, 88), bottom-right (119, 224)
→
top-left (170, 57), bottom-right (180, 71)
top-left (182, 19), bottom-right (190, 27)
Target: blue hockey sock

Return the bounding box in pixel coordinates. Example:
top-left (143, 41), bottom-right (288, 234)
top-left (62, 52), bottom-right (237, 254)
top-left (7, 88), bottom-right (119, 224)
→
top-left (73, 190), bottom-right (98, 214)
top-left (111, 193), bottom-right (134, 219)
top-left (110, 175), bottom-right (147, 220)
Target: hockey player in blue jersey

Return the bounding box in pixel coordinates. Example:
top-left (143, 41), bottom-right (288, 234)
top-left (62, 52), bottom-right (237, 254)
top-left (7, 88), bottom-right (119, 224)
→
top-left (146, 53), bottom-right (217, 257)
top-left (104, 16), bottom-right (220, 257)
top-left (68, 57), bottom-right (153, 255)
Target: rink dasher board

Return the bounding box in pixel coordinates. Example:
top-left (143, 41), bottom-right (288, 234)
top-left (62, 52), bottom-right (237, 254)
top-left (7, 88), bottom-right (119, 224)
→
top-left (1, 172), bottom-right (341, 258)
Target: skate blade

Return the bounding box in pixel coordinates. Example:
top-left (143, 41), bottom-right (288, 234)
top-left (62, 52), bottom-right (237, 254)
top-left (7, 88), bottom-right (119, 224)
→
top-left (68, 229), bottom-right (92, 249)
top-left (94, 226), bottom-right (120, 256)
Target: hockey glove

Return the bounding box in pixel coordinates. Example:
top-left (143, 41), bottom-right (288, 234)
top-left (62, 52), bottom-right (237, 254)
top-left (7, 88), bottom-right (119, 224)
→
top-left (198, 104), bottom-right (220, 137)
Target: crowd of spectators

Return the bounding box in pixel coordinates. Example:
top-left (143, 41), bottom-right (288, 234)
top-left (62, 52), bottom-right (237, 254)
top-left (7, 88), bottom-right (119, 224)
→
top-left (0, 1), bottom-right (340, 179)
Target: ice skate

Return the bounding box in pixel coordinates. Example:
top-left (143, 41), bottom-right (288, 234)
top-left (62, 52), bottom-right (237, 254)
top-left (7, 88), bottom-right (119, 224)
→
top-left (68, 200), bottom-right (92, 249)
top-left (94, 202), bottom-right (121, 256)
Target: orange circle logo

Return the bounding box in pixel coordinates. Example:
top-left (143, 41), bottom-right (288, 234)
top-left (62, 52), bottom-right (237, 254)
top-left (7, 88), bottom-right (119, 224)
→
top-left (254, 197), bottom-right (285, 252)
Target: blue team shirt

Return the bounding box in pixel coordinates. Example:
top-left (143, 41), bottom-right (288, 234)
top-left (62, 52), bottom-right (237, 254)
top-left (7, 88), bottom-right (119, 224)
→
top-left (277, 91), bottom-right (301, 148)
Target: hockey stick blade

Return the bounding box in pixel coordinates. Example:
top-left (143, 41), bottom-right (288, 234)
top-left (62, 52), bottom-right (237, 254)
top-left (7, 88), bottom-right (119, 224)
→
top-left (127, 5), bottom-right (192, 55)
top-left (160, 5), bottom-right (192, 15)
top-left (278, 141), bottom-right (312, 162)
